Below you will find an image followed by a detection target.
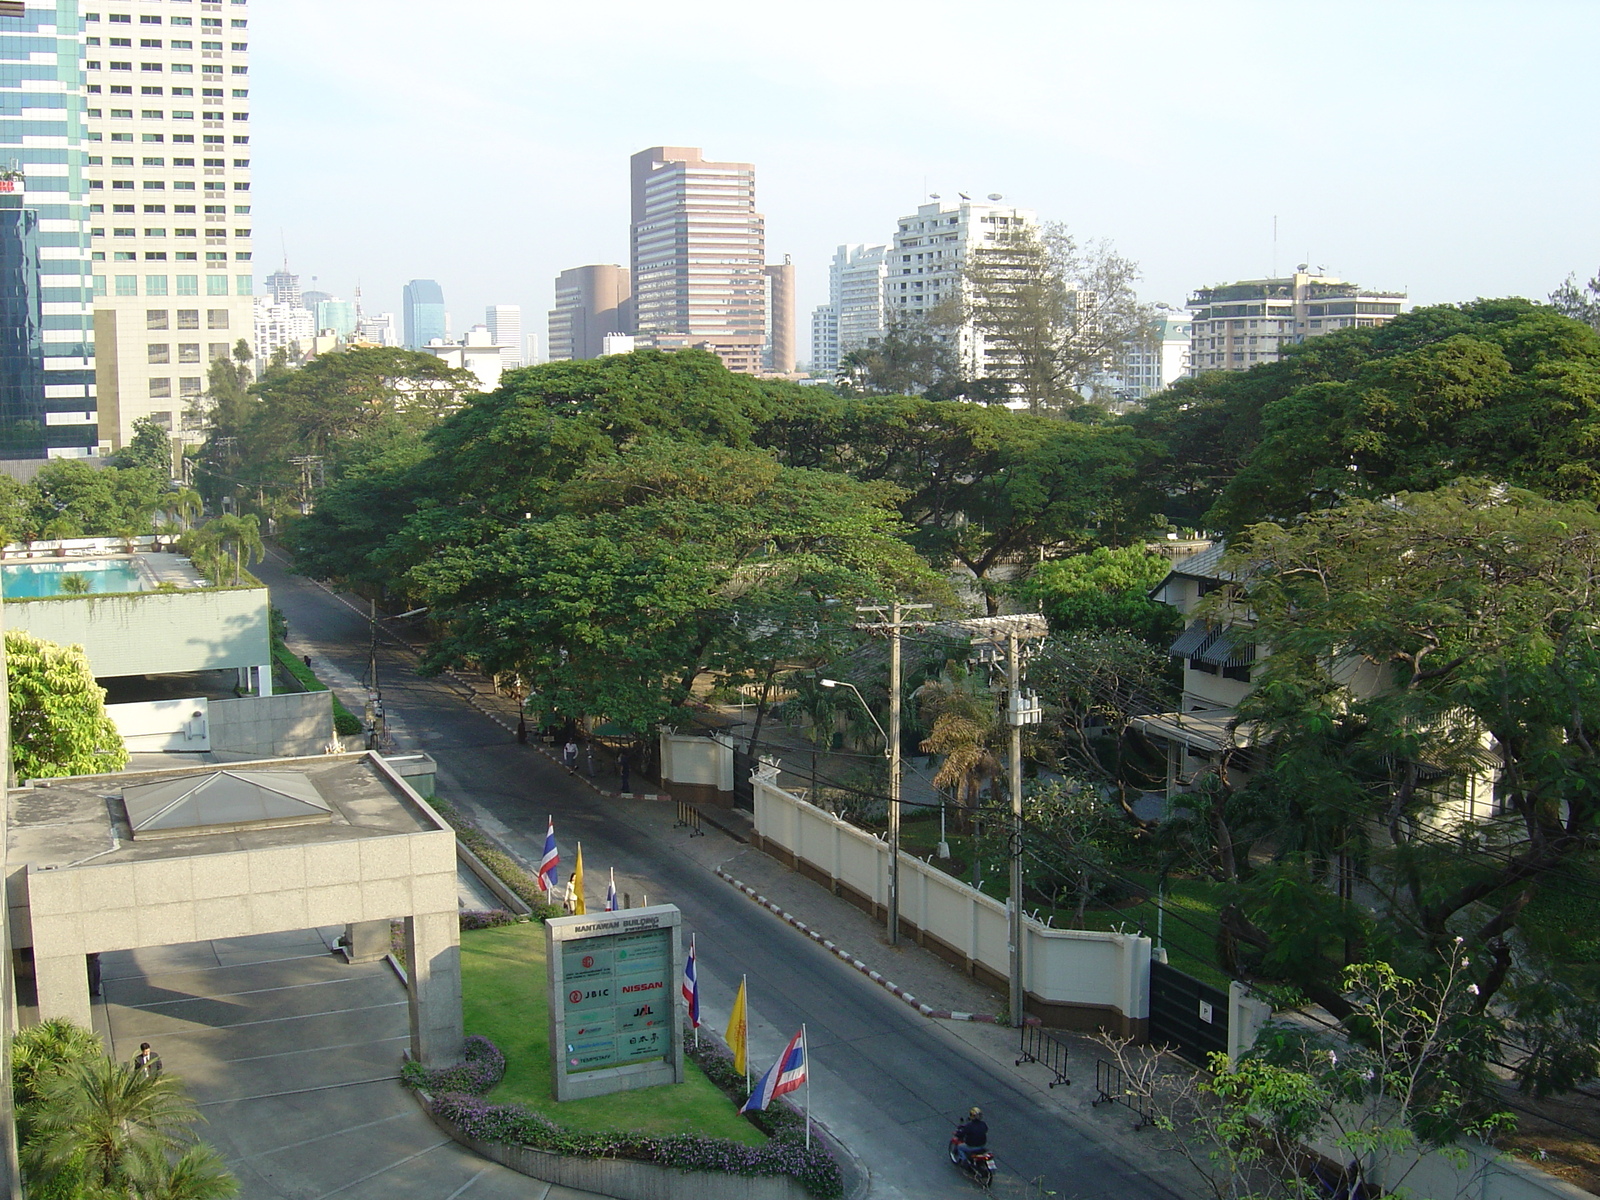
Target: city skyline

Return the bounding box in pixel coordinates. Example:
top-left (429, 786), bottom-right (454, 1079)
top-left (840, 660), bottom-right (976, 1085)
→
top-left (250, 0), bottom-right (1599, 365)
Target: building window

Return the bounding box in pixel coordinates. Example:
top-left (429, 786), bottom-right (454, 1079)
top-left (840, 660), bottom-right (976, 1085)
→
top-left (114, 275), bottom-right (137, 295)
top-left (235, 275), bottom-right (252, 295)
top-left (145, 275), bottom-right (168, 296)
top-left (149, 378), bottom-right (172, 399)
top-left (177, 310), bottom-right (200, 330)
top-left (146, 309), bottom-right (169, 330)
top-left (147, 344), bottom-right (170, 364)
top-left (178, 343), bottom-right (201, 363)
top-left (207, 308), bottom-right (229, 328)
top-left (175, 275), bottom-right (198, 295)
top-left (179, 377), bottom-right (202, 396)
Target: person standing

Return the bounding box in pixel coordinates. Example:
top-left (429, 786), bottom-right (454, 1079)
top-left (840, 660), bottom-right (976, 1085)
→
top-left (132, 1043), bottom-right (163, 1079)
top-left (563, 740), bottom-right (578, 773)
top-left (618, 752), bottom-right (631, 794)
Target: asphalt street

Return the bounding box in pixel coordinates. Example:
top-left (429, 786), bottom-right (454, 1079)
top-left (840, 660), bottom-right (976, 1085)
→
top-left (260, 548), bottom-right (1189, 1200)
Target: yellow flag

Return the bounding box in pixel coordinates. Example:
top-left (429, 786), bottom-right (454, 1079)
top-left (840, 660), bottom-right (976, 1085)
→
top-left (572, 842), bottom-right (586, 915)
top-left (726, 975), bottom-right (748, 1076)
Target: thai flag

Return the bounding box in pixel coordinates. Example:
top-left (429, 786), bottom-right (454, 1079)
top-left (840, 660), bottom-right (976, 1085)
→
top-left (682, 937), bottom-right (700, 1029)
top-left (605, 869), bottom-right (618, 912)
top-left (537, 818), bottom-right (559, 895)
top-left (740, 1027), bottom-right (806, 1113)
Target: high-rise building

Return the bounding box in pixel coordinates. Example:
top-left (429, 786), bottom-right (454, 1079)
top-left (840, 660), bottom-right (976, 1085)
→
top-left (313, 298), bottom-right (356, 338)
top-left (810, 304), bottom-right (839, 377)
top-left (0, 2), bottom-right (98, 460)
top-left (485, 304), bottom-right (523, 370)
top-left (884, 197), bottom-right (1036, 381)
top-left (85, 0), bottom-right (256, 450)
top-left (357, 311), bottom-right (397, 346)
top-left (1186, 270), bottom-right (1406, 374)
top-left (811, 243), bottom-right (889, 375)
top-left (402, 278), bottom-right (445, 348)
top-left (253, 293), bottom-right (313, 360)
top-left (629, 146), bottom-right (766, 375)
top-left (264, 265), bottom-right (300, 309)
top-left (547, 264), bottom-right (631, 362)
top-left (762, 259), bottom-right (796, 375)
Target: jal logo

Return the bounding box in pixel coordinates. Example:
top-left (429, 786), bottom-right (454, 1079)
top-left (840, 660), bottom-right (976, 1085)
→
top-left (582, 955), bottom-right (595, 969)
top-left (632, 1004), bottom-right (653, 1017)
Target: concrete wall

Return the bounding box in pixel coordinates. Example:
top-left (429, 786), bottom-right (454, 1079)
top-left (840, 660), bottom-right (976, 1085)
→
top-left (658, 732), bottom-right (733, 805)
top-left (209, 692), bottom-right (334, 758)
top-left (752, 771), bottom-right (1151, 1035)
top-left (5, 586), bottom-right (270, 678)
top-left (106, 697), bottom-right (211, 752)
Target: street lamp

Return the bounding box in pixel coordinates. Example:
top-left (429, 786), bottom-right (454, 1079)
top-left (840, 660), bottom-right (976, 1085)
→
top-left (821, 677), bottom-right (902, 945)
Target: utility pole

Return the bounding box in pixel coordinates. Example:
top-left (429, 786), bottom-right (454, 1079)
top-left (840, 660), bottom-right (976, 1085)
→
top-left (855, 600), bottom-right (932, 945)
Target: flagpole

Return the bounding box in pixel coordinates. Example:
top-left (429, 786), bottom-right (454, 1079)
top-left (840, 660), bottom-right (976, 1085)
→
top-left (743, 973), bottom-right (749, 1093)
top-left (692, 935), bottom-right (699, 1050)
top-left (803, 1023), bottom-right (810, 1150)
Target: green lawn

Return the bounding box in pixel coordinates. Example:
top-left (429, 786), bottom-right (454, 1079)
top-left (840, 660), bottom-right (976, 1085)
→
top-left (460, 924), bottom-right (765, 1144)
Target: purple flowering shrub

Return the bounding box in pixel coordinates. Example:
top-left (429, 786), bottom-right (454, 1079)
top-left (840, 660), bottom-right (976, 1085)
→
top-left (413, 1036), bottom-right (843, 1198)
top-left (401, 1034), bottom-right (506, 1096)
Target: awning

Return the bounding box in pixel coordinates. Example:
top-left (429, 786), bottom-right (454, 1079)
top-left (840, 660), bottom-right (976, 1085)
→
top-left (1169, 622), bottom-right (1218, 658)
top-left (1194, 628), bottom-right (1256, 669)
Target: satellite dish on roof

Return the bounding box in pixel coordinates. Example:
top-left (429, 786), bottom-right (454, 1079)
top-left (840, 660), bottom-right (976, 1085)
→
top-left (987, 193), bottom-right (1003, 201)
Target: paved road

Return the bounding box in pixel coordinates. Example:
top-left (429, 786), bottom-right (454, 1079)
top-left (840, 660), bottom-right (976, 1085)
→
top-left (92, 929), bottom-right (600, 1200)
top-left (262, 549), bottom-right (1190, 1200)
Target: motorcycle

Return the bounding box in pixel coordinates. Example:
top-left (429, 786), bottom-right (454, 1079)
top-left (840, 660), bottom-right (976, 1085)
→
top-left (948, 1130), bottom-right (997, 1188)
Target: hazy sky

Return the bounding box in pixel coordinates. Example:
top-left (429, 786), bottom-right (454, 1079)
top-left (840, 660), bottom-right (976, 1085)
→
top-left (254, 0), bottom-right (1600, 356)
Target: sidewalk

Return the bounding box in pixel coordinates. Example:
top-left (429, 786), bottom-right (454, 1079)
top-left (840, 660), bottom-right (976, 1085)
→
top-left (451, 786), bottom-right (1199, 1200)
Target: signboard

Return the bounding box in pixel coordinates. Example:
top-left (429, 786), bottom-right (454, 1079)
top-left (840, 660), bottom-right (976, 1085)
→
top-left (546, 904), bottom-right (684, 1101)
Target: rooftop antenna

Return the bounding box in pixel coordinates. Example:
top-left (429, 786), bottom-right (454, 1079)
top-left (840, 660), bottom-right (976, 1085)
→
top-left (1272, 215), bottom-right (1277, 277)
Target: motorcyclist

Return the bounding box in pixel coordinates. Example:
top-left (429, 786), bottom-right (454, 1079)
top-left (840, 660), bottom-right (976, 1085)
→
top-left (954, 1106), bottom-right (988, 1166)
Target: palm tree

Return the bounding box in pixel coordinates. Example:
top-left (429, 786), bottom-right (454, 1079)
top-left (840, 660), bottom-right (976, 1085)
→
top-left (25, 1056), bottom-right (201, 1194)
top-left (130, 1143), bottom-right (240, 1200)
top-left (179, 514), bottom-right (263, 585)
top-left (162, 488), bottom-right (203, 532)
top-left (917, 667), bottom-right (1004, 835)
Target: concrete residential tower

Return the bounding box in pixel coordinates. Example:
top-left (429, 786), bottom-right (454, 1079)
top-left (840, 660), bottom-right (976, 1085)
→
top-left (1186, 270), bottom-right (1405, 373)
top-left (629, 146), bottom-right (766, 375)
top-left (85, 0), bottom-right (255, 452)
top-left (0, 0), bottom-right (98, 460)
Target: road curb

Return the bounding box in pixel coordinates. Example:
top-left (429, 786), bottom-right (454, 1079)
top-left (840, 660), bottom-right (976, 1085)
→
top-left (713, 867), bottom-right (1038, 1028)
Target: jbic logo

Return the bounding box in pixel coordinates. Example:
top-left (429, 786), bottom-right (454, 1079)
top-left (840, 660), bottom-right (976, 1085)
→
top-left (568, 988), bottom-right (609, 1003)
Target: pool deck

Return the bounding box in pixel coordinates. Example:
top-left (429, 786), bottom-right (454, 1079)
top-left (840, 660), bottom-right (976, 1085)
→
top-left (0, 551), bottom-right (209, 594)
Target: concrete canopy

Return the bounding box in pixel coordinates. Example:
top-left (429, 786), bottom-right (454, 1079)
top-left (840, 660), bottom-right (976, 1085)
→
top-left (5, 751), bottom-right (465, 1065)
top-left (122, 770), bottom-right (333, 840)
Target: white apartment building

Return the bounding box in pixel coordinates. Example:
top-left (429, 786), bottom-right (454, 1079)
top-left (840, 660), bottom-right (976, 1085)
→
top-left (252, 294), bottom-right (312, 362)
top-left (357, 312), bottom-right (397, 346)
top-left (421, 325), bottom-right (505, 392)
top-left (485, 303), bottom-right (522, 370)
top-left (810, 304), bottom-right (838, 376)
top-left (884, 197), bottom-right (1036, 381)
top-left (1111, 312), bottom-right (1191, 401)
top-left (1187, 270), bottom-right (1405, 374)
top-left (83, 0), bottom-right (255, 448)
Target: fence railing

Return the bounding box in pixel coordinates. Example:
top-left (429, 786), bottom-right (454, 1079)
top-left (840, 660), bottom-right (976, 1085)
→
top-left (1092, 1059), bottom-right (1154, 1130)
top-left (674, 799), bottom-right (704, 837)
top-left (1015, 1024), bottom-right (1071, 1087)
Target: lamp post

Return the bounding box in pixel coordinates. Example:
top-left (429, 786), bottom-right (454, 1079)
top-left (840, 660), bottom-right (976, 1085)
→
top-left (820, 677), bottom-right (902, 944)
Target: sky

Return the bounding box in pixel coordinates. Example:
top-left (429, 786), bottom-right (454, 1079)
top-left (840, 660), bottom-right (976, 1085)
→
top-left (253, 0), bottom-right (1600, 360)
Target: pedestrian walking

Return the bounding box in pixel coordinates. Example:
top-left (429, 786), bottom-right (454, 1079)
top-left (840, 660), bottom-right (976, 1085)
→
top-left (618, 752), bottom-right (631, 794)
top-left (303, 654), bottom-right (312, 670)
top-left (563, 740), bottom-right (578, 773)
top-left (132, 1042), bottom-right (162, 1079)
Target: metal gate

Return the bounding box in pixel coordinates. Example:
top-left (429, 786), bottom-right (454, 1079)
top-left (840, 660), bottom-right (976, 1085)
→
top-left (1148, 961), bottom-right (1228, 1065)
top-left (732, 749), bottom-right (756, 811)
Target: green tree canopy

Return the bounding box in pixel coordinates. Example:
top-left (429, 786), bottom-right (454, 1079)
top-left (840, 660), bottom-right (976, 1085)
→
top-left (1018, 545), bottom-right (1183, 646)
top-left (6, 630), bottom-right (127, 780)
top-left (1209, 481), bottom-right (1600, 1093)
top-left (113, 416), bottom-right (174, 477)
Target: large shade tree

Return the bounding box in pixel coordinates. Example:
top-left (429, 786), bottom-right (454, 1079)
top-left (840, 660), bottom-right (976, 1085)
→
top-left (1205, 481), bottom-right (1600, 1094)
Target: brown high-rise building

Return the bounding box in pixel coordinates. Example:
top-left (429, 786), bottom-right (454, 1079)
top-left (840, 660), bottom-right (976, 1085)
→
top-left (547, 265), bottom-right (633, 362)
top-left (763, 259), bottom-right (797, 375)
top-left (630, 146), bottom-right (766, 375)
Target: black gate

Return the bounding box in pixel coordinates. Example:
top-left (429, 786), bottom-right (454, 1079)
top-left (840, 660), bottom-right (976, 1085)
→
top-left (732, 749), bottom-right (756, 811)
top-left (1148, 960), bottom-right (1229, 1065)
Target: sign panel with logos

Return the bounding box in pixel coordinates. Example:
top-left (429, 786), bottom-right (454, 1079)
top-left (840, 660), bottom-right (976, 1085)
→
top-left (545, 904), bottom-right (684, 1101)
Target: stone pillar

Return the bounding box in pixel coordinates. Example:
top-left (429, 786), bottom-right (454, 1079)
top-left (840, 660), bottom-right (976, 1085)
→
top-left (257, 664), bottom-right (273, 697)
top-left (34, 953), bottom-right (92, 1030)
top-left (403, 912), bottom-right (464, 1065)
top-left (342, 920), bottom-right (390, 964)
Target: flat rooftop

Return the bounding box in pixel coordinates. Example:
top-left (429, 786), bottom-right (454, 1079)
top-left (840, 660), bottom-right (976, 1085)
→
top-left (7, 752), bottom-right (443, 871)
top-left (0, 552), bottom-right (208, 599)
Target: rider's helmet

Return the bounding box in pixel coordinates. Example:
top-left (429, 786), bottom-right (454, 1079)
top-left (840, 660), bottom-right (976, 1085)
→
top-left (968, 1106), bottom-right (983, 1119)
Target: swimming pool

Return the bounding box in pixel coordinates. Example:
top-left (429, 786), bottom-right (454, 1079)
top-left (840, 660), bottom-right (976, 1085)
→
top-left (1, 559), bottom-right (147, 598)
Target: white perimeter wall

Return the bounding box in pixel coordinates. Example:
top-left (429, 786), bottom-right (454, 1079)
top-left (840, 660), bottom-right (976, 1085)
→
top-left (753, 771), bottom-right (1150, 1026)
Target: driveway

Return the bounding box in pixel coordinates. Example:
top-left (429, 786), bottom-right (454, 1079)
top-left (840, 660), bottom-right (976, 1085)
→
top-left (93, 927), bottom-right (600, 1200)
